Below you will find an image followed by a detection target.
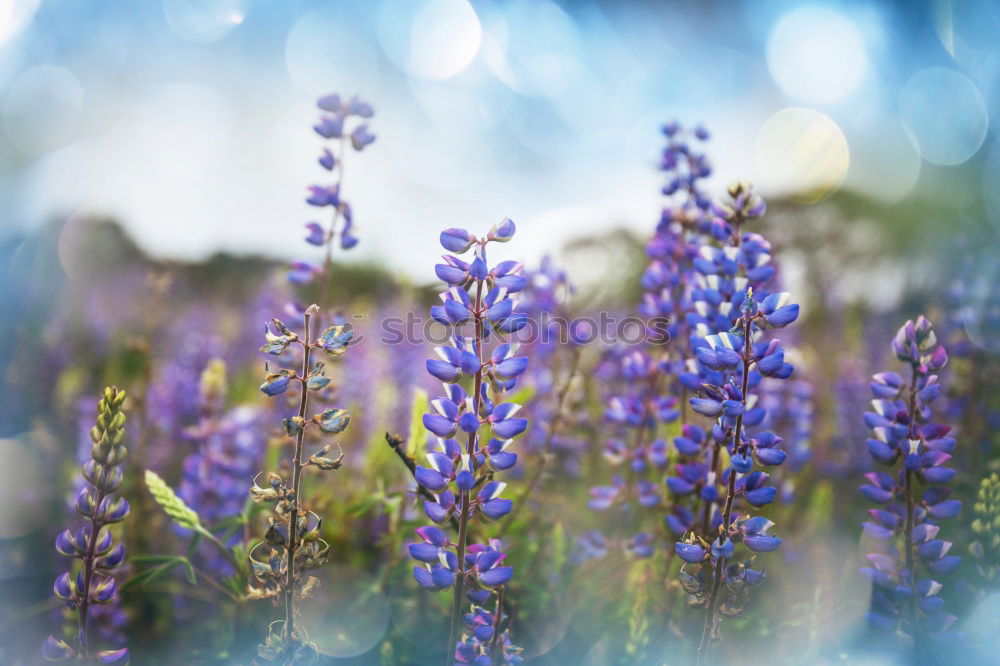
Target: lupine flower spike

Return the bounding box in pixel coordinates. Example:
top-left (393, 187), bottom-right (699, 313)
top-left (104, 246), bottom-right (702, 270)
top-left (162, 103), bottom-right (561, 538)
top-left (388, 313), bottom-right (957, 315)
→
top-left (250, 305), bottom-right (353, 663)
top-left (409, 220), bottom-right (527, 666)
top-left (860, 316), bottom-right (959, 660)
top-left (657, 182), bottom-right (795, 664)
top-left (44, 387), bottom-right (130, 664)
top-left (294, 93), bottom-right (376, 312)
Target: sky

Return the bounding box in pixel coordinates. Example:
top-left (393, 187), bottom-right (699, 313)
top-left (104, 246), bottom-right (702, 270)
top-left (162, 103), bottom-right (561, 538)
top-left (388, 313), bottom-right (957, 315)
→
top-left (1, 0), bottom-right (998, 280)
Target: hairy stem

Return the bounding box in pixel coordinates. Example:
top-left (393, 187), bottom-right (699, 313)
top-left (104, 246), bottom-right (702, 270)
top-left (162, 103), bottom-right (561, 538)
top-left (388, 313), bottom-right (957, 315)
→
top-left (697, 314), bottom-right (752, 665)
top-left (317, 136), bottom-right (347, 314)
top-left (445, 276), bottom-right (485, 666)
top-left (489, 586), bottom-right (506, 665)
top-left (904, 363), bottom-right (924, 661)
top-left (193, 523), bottom-right (242, 573)
top-left (284, 311), bottom-right (314, 654)
top-left (76, 485), bottom-right (108, 658)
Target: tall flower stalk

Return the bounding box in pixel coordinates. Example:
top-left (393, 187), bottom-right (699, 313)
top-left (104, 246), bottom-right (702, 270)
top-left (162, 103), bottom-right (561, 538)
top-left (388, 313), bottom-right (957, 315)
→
top-left (662, 184), bottom-right (797, 663)
top-left (860, 316), bottom-right (958, 660)
top-left (407, 220), bottom-right (529, 665)
top-left (249, 304), bottom-right (354, 663)
top-left (44, 387), bottom-right (131, 665)
top-left (293, 93), bottom-right (376, 311)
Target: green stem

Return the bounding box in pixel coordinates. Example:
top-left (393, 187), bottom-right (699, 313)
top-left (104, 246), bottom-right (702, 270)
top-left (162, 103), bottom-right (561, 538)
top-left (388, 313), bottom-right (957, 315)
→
top-left (317, 135), bottom-right (347, 314)
top-left (196, 525), bottom-right (241, 572)
top-left (76, 485), bottom-right (107, 659)
top-left (696, 314), bottom-right (752, 665)
top-left (489, 586), bottom-right (506, 665)
top-left (904, 364), bottom-right (925, 662)
top-left (283, 309), bottom-right (314, 655)
top-left (445, 276), bottom-right (485, 666)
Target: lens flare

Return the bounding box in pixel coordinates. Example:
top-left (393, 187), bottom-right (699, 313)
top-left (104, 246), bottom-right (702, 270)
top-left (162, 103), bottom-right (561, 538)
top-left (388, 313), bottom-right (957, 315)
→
top-left (297, 564), bottom-right (390, 657)
top-left (754, 107), bottom-right (849, 204)
top-left (766, 6), bottom-right (868, 104)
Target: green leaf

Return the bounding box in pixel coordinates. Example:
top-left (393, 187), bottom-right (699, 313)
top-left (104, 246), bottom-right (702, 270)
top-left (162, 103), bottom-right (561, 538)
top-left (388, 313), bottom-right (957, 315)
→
top-left (407, 387), bottom-right (428, 457)
top-left (145, 469), bottom-right (203, 530)
top-left (185, 531), bottom-right (203, 558)
top-left (180, 557), bottom-right (197, 585)
top-left (124, 555), bottom-right (197, 589)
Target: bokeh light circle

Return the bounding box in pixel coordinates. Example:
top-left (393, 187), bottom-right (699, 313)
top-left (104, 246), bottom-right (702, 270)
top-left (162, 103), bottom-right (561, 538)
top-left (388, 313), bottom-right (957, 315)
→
top-left (754, 107), bottom-right (850, 203)
top-left (378, 0), bottom-right (482, 80)
top-left (932, 0), bottom-right (1000, 134)
top-left (959, 246), bottom-right (1000, 355)
top-left (963, 592), bottom-right (1000, 656)
top-left (766, 6), bottom-right (868, 104)
top-left (386, 575), bottom-right (450, 656)
top-left (286, 8), bottom-right (380, 95)
top-left (0, 437), bottom-right (46, 538)
top-left (413, 0), bottom-right (481, 79)
top-left (297, 563), bottom-right (390, 657)
top-left (2, 65), bottom-right (84, 155)
top-left (162, 0), bottom-right (247, 43)
top-left (487, 0), bottom-right (584, 97)
top-left (898, 67), bottom-right (988, 165)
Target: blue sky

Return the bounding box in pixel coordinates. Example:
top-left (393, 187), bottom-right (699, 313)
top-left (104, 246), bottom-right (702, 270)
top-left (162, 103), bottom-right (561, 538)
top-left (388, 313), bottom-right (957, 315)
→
top-left (1, 0), bottom-right (997, 280)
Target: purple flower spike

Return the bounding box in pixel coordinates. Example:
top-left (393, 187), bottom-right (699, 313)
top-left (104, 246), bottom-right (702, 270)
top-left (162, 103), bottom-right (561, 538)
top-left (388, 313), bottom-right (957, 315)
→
top-left (648, 172), bottom-right (797, 645)
top-left (46, 388), bottom-right (129, 659)
top-left (859, 317), bottom-right (962, 649)
top-left (410, 226), bottom-right (529, 660)
top-left (294, 94), bottom-right (376, 290)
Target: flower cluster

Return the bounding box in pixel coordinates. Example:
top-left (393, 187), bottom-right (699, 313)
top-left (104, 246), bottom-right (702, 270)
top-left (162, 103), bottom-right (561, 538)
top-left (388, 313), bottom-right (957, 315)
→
top-left (44, 387), bottom-right (130, 664)
top-left (408, 220), bottom-right (527, 665)
top-left (291, 93), bottom-right (376, 289)
top-left (860, 316), bottom-right (959, 653)
top-left (661, 183), bottom-right (798, 658)
top-left (249, 305), bottom-right (353, 663)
